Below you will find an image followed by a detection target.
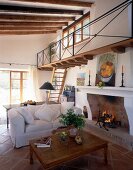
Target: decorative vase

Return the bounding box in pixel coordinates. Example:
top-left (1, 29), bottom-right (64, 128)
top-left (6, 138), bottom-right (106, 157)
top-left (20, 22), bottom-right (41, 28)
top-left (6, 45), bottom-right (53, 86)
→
top-left (69, 127), bottom-right (78, 137)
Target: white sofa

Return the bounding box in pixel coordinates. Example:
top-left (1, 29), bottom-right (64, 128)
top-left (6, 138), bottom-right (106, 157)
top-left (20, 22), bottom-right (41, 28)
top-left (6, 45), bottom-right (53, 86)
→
top-left (8, 102), bottom-right (82, 148)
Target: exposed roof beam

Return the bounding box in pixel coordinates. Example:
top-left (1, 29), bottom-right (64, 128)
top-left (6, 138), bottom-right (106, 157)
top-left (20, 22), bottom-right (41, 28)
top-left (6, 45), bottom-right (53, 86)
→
top-left (0, 26), bottom-right (61, 31)
top-left (83, 55), bottom-right (93, 60)
top-left (68, 59), bottom-right (88, 65)
top-left (0, 4), bottom-right (83, 15)
top-left (0, 30), bottom-right (56, 35)
top-left (111, 46), bottom-right (126, 53)
top-left (60, 62), bottom-right (81, 66)
top-left (0, 14), bottom-right (75, 22)
top-left (74, 57), bottom-right (88, 62)
top-left (12, 0), bottom-right (93, 7)
top-left (61, 60), bottom-right (84, 66)
top-left (0, 21), bottom-right (68, 27)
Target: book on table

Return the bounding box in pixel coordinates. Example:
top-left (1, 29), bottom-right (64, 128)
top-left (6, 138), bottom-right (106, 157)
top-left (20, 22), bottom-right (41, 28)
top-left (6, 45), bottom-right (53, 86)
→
top-left (34, 137), bottom-right (51, 148)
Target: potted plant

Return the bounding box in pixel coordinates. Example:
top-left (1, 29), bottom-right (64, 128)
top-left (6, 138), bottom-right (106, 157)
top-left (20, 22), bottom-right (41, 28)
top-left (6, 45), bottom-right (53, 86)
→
top-left (59, 109), bottom-right (86, 136)
top-left (48, 42), bottom-right (56, 62)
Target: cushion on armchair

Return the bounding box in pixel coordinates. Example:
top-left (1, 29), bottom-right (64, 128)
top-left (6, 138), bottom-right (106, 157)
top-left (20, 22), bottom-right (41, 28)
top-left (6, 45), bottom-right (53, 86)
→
top-left (17, 107), bottom-right (34, 124)
top-left (27, 105), bottom-right (42, 119)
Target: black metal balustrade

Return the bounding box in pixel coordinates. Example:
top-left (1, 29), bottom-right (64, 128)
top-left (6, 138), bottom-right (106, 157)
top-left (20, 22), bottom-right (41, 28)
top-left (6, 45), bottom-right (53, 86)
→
top-left (37, 0), bottom-right (132, 68)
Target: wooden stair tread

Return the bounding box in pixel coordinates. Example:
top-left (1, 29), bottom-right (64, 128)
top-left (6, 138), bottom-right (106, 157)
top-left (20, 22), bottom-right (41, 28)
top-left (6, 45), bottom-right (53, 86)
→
top-left (49, 97), bottom-right (58, 98)
top-left (53, 81), bottom-right (64, 82)
top-left (50, 92), bottom-right (60, 94)
top-left (53, 76), bottom-right (64, 78)
top-left (55, 72), bottom-right (65, 74)
top-left (53, 85), bottom-right (63, 86)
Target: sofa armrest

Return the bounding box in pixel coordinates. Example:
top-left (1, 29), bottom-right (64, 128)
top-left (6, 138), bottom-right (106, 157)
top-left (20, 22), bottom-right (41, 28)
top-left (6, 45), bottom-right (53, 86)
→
top-left (8, 108), bottom-right (25, 134)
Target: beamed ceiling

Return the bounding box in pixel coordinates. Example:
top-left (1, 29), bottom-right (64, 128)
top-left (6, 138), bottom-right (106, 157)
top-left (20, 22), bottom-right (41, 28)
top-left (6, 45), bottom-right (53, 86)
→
top-left (0, 0), bottom-right (94, 35)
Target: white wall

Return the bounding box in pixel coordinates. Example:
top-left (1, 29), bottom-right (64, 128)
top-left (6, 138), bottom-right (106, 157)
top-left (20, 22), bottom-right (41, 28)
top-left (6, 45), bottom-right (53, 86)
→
top-left (60, 0), bottom-right (131, 59)
top-left (0, 33), bottom-right (56, 93)
top-left (0, 34), bottom-right (56, 68)
top-left (65, 48), bottom-right (133, 119)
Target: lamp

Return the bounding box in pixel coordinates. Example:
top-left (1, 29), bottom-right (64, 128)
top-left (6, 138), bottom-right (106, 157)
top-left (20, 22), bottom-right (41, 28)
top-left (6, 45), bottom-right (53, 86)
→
top-left (39, 81), bottom-right (55, 104)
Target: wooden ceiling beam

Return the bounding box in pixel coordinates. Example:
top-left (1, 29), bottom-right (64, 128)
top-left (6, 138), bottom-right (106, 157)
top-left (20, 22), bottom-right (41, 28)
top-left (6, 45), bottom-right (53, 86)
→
top-left (0, 4), bottom-right (83, 15)
top-left (0, 21), bottom-right (68, 27)
top-left (111, 46), bottom-right (126, 53)
top-left (51, 64), bottom-right (58, 67)
top-left (0, 26), bottom-right (61, 31)
top-left (74, 57), bottom-right (88, 62)
top-left (68, 59), bottom-right (88, 64)
top-left (0, 14), bottom-right (75, 22)
top-left (83, 55), bottom-right (93, 60)
top-left (61, 63), bottom-right (81, 66)
top-left (0, 30), bottom-right (56, 35)
top-left (12, 0), bottom-right (93, 7)
top-left (61, 61), bottom-right (81, 66)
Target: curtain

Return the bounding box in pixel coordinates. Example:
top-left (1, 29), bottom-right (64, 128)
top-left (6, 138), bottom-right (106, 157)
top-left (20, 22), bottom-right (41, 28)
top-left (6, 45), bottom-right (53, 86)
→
top-left (26, 66), bottom-right (42, 102)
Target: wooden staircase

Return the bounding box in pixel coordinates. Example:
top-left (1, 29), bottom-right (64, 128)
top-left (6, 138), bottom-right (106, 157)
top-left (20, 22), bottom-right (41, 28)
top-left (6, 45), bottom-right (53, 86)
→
top-left (48, 68), bottom-right (67, 103)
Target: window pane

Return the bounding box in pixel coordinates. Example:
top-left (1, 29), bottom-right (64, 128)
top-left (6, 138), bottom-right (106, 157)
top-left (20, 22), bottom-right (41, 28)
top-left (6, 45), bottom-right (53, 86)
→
top-left (75, 23), bottom-right (82, 43)
top-left (11, 72), bottom-right (20, 79)
top-left (11, 80), bottom-right (20, 89)
top-left (83, 18), bottom-right (90, 39)
top-left (11, 80), bottom-right (20, 104)
top-left (11, 89), bottom-right (20, 104)
top-left (23, 72), bottom-right (28, 79)
top-left (69, 28), bottom-right (74, 46)
top-left (63, 32), bottom-right (68, 48)
top-left (23, 80), bottom-right (28, 88)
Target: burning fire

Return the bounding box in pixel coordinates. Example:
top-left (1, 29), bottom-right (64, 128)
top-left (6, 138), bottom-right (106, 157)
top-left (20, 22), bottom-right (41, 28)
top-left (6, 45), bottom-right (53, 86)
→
top-left (102, 110), bottom-right (115, 123)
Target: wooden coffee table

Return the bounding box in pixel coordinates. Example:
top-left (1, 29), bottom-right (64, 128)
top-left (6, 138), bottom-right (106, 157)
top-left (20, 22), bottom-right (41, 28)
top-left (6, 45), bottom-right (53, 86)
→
top-left (29, 131), bottom-right (108, 169)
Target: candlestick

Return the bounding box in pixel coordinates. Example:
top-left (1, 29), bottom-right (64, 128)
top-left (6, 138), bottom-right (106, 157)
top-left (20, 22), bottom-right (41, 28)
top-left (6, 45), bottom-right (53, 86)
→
top-left (89, 70), bottom-right (90, 75)
top-left (88, 73), bottom-right (91, 86)
top-left (122, 65), bottom-right (123, 73)
top-left (120, 72), bottom-right (125, 87)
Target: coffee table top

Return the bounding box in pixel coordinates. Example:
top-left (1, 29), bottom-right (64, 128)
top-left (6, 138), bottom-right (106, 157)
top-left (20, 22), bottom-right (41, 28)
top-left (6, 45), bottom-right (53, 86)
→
top-left (30, 130), bottom-right (108, 169)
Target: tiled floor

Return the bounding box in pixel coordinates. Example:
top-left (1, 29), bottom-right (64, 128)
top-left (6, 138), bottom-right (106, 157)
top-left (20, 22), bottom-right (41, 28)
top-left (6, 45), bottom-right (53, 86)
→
top-left (0, 124), bottom-right (133, 170)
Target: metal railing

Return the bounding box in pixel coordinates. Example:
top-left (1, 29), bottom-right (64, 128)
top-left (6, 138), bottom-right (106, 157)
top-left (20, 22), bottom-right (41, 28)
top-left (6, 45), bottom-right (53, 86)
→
top-left (37, 0), bottom-right (132, 68)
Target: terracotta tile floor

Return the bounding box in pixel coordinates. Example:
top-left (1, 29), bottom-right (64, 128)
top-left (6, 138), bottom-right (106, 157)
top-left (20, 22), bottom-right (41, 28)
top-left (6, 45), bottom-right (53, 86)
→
top-left (0, 124), bottom-right (133, 170)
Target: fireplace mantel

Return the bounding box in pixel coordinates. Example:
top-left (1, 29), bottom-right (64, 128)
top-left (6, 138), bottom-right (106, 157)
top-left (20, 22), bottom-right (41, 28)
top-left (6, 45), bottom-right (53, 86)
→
top-left (76, 86), bottom-right (133, 98)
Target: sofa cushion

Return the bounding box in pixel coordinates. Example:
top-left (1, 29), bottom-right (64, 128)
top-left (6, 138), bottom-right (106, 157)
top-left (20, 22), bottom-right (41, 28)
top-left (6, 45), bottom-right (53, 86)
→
top-left (34, 104), bottom-right (55, 122)
top-left (17, 107), bottom-right (34, 124)
top-left (48, 104), bottom-right (61, 121)
top-left (61, 102), bottom-right (74, 114)
top-left (52, 118), bottom-right (62, 129)
top-left (27, 105), bottom-right (42, 119)
top-left (26, 120), bottom-right (53, 133)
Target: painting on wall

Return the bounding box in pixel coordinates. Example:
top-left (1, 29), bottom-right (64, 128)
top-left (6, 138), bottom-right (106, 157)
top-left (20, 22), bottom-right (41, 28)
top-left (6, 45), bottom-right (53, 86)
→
top-left (95, 53), bottom-right (117, 86)
top-left (77, 73), bottom-right (85, 86)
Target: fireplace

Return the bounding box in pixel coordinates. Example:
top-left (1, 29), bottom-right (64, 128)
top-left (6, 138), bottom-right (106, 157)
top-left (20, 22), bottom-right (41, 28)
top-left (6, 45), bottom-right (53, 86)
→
top-left (87, 94), bottom-right (129, 131)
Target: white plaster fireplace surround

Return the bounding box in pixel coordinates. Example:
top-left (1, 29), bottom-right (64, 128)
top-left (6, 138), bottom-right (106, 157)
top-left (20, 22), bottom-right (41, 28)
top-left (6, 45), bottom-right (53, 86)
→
top-left (75, 86), bottom-right (133, 136)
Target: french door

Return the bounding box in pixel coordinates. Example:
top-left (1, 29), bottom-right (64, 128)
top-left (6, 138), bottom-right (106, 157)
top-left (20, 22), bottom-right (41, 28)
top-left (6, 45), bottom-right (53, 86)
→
top-left (0, 70), bottom-right (28, 104)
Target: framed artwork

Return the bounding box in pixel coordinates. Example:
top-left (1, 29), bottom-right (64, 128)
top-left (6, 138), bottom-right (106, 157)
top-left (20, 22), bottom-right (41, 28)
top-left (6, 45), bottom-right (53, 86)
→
top-left (95, 53), bottom-right (117, 86)
top-left (77, 73), bottom-right (85, 86)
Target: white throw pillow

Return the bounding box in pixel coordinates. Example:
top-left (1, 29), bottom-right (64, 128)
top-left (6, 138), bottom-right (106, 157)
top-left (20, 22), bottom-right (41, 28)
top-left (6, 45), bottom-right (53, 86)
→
top-left (17, 107), bottom-right (34, 124)
top-left (35, 104), bottom-right (55, 122)
top-left (27, 105), bottom-right (42, 119)
top-left (72, 106), bottom-right (82, 115)
top-left (61, 102), bottom-right (74, 114)
top-left (48, 104), bottom-right (61, 121)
